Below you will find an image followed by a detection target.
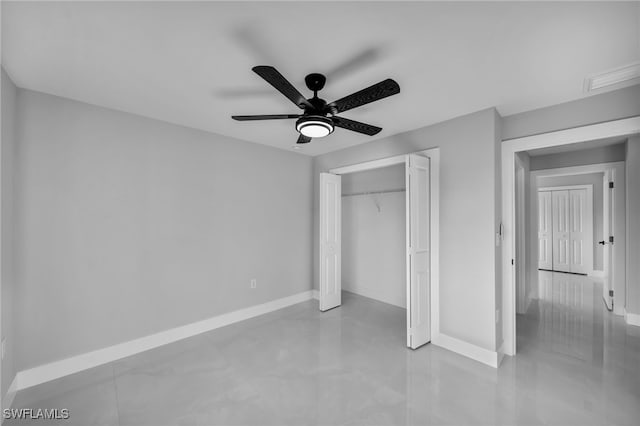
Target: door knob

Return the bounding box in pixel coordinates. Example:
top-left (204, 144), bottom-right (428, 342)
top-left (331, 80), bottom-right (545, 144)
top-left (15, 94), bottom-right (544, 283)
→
top-left (598, 240), bottom-right (606, 245)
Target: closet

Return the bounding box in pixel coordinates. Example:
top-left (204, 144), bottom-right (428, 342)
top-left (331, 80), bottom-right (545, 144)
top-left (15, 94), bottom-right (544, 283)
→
top-left (538, 186), bottom-right (593, 274)
top-left (341, 164), bottom-right (406, 308)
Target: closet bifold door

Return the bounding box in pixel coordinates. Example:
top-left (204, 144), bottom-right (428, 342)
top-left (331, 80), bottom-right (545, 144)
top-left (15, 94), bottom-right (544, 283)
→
top-left (538, 191), bottom-right (552, 270)
top-left (406, 154), bottom-right (430, 349)
top-left (319, 173), bottom-right (342, 311)
top-left (552, 190), bottom-right (571, 273)
top-left (569, 189), bottom-right (589, 274)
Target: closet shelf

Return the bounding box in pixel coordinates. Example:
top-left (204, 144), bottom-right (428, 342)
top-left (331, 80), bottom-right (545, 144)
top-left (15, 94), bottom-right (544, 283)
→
top-left (342, 188), bottom-right (405, 197)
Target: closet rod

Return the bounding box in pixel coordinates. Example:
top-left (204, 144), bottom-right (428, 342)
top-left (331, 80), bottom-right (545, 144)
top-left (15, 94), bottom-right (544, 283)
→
top-left (342, 188), bottom-right (405, 197)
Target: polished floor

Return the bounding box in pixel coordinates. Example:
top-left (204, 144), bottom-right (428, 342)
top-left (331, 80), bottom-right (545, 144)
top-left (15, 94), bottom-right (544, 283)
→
top-left (7, 275), bottom-right (640, 425)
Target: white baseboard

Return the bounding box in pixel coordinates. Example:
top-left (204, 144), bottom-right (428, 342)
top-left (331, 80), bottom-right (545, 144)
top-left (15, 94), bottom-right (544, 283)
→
top-left (15, 290), bottom-right (314, 391)
top-left (624, 309), bottom-right (640, 327)
top-left (312, 289), bottom-right (319, 300)
top-left (1, 376), bottom-right (18, 422)
top-left (432, 332), bottom-right (499, 368)
top-left (589, 270), bottom-right (604, 278)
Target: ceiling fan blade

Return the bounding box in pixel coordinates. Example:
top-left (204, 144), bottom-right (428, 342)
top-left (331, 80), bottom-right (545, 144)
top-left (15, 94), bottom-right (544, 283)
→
top-left (252, 66), bottom-right (312, 109)
top-left (297, 134), bottom-right (312, 144)
top-left (324, 47), bottom-right (382, 81)
top-left (332, 116), bottom-right (382, 136)
top-left (232, 114), bottom-right (300, 121)
top-left (329, 79), bottom-right (400, 114)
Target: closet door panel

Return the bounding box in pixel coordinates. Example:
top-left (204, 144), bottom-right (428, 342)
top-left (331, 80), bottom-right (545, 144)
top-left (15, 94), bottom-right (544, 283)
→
top-left (538, 191), bottom-right (553, 270)
top-left (552, 190), bottom-right (571, 273)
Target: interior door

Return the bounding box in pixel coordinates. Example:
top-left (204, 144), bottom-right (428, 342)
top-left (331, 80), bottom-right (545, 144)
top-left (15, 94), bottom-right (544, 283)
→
top-left (538, 191), bottom-right (553, 270)
top-left (552, 190), bottom-right (571, 273)
top-left (319, 173), bottom-right (341, 311)
top-left (602, 174), bottom-right (613, 309)
top-left (406, 154), bottom-right (430, 349)
top-left (569, 189), bottom-right (589, 274)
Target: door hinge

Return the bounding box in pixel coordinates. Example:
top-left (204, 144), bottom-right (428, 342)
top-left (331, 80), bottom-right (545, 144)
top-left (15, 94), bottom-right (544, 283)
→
top-left (609, 182), bottom-right (614, 189)
top-left (511, 259), bottom-right (515, 265)
top-left (609, 290), bottom-right (614, 297)
top-left (609, 236), bottom-right (614, 244)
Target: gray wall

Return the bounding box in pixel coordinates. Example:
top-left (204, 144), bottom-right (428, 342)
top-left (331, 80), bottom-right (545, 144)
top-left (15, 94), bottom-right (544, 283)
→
top-left (530, 144), bottom-right (626, 171)
top-left (315, 108), bottom-right (502, 352)
top-left (342, 190), bottom-right (406, 308)
top-left (627, 136), bottom-right (640, 315)
top-left (502, 85), bottom-right (640, 140)
top-left (1, 69), bottom-right (17, 398)
top-left (536, 173), bottom-right (605, 271)
top-left (341, 164), bottom-right (405, 195)
top-left (342, 164), bottom-right (406, 308)
top-left (14, 89), bottom-right (314, 371)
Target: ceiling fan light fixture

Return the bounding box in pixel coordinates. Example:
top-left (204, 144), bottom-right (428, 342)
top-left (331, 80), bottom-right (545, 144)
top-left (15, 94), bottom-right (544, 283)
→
top-left (296, 116), bottom-right (334, 138)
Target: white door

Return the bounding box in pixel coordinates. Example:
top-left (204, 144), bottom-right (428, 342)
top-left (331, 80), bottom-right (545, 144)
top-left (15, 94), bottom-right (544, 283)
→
top-left (552, 190), bottom-right (571, 273)
top-left (569, 189), bottom-right (591, 274)
top-left (602, 175), bottom-right (614, 309)
top-left (406, 154), bottom-right (430, 349)
top-left (319, 173), bottom-right (341, 311)
top-left (538, 191), bottom-right (553, 270)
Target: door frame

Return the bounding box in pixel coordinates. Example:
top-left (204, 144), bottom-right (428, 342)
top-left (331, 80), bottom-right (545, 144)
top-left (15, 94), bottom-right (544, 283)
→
top-left (501, 116), bottom-right (640, 357)
top-left (537, 184), bottom-right (594, 275)
top-left (514, 156), bottom-right (527, 314)
top-left (326, 148), bottom-right (440, 341)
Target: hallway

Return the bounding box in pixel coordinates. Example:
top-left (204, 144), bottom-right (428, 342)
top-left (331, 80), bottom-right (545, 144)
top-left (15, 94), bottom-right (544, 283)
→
top-left (514, 270), bottom-right (640, 424)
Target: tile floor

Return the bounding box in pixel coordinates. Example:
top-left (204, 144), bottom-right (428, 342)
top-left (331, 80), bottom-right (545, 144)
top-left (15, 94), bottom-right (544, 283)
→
top-left (6, 273), bottom-right (640, 425)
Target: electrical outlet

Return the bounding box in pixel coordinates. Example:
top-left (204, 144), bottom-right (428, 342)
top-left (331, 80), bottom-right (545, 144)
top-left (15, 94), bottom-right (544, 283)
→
top-left (495, 309), bottom-right (500, 324)
top-left (250, 279), bottom-right (257, 289)
top-left (1, 338), bottom-right (6, 360)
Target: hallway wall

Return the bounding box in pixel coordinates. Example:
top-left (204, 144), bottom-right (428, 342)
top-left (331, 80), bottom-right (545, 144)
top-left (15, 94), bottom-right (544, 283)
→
top-left (626, 135), bottom-right (640, 317)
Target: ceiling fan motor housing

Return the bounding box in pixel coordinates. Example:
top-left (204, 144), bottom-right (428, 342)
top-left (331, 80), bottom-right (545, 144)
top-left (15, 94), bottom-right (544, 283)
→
top-left (305, 73), bottom-right (326, 92)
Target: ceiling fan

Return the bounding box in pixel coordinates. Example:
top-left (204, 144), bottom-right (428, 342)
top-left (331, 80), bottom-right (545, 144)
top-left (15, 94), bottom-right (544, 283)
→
top-left (231, 66), bottom-right (400, 144)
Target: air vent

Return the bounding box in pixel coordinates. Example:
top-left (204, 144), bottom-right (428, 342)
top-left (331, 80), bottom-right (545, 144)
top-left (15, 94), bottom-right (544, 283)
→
top-left (584, 62), bottom-right (640, 92)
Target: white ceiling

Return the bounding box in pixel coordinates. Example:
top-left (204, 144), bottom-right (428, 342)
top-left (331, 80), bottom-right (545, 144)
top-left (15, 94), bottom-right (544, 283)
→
top-left (2, 1), bottom-right (639, 156)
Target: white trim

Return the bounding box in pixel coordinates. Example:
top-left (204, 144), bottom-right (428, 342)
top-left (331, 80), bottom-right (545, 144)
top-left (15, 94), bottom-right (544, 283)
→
top-left (329, 154), bottom-right (406, 175)
top-left (589, 270), bottom-right (605, 278)
top-left (432, 333), bottom-right (499, 368)
top-left (531, 162), bottom-right (625, 179)
top-left (1, 376), bottom-right (18, 421)
top-left (426, 149), bottom-right (441, 345)
top-left (538, 184), bottom-right (593, 192)
top-left (502, 116), bottom-right (640, 147)
top-left (312, 289), bottom-right (319, 300)
top-left (502, 116), bottom-right (640, 357)
top-left (14, 290), bottom-right (314, 391)
top-left (624, 309), bottom-right (640, 327)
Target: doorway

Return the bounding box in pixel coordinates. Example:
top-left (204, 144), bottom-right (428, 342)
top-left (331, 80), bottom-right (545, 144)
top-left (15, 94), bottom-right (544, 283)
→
top-left (502, 116), bottom-right (640, 357)
top-left (318, 149), bottom-right (440, 350)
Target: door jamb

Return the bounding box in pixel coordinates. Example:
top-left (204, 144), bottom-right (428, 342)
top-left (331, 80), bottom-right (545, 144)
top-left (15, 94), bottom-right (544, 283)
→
top-left (502, 116), bottom-right (640, 357)
top-left (327, 148), bottom-right (440, 341)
